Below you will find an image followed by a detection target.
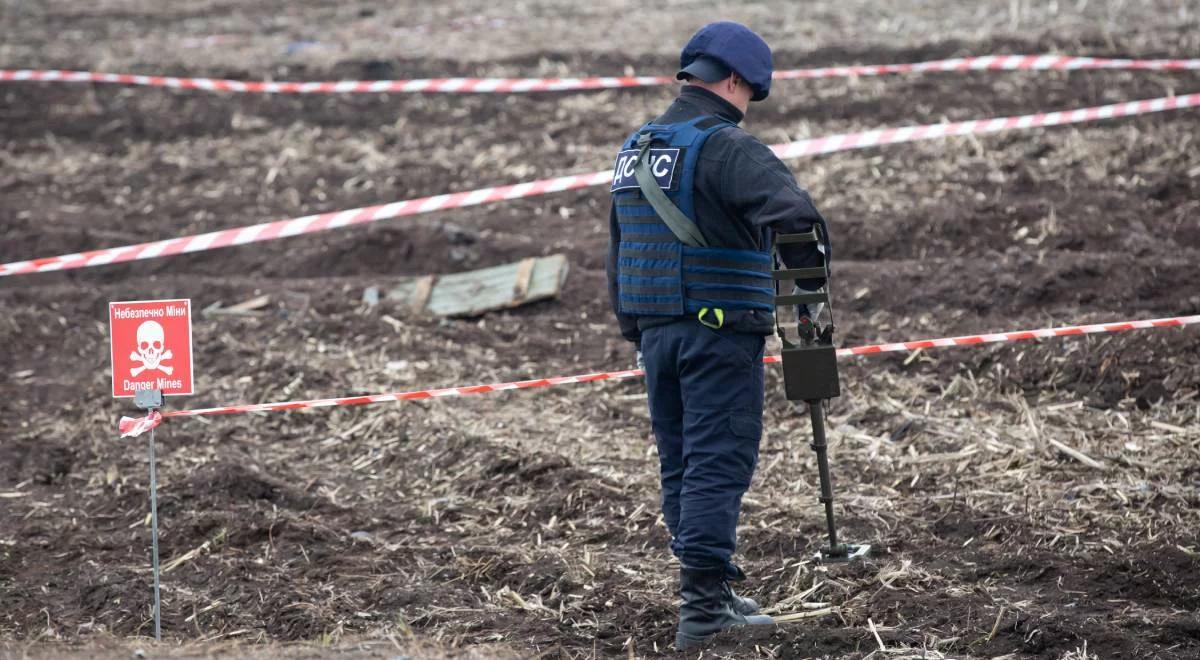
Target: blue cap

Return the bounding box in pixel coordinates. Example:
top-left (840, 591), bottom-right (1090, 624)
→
top-left (676, 22), bottom-right (773, 102)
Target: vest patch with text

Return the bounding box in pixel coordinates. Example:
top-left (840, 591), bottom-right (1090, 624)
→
top-left (610, 148), bottom-right (681, 192)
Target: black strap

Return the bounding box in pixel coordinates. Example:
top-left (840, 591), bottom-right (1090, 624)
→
top-left (633, 133), bottom-right (708, 248)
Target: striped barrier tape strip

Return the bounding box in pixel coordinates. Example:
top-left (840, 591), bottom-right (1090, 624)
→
top-left (5, 55), bottom-right (1200, 94)
top-left (6, 91), bottom-right (1199, 279)
top-left (117, 314), bottom-right (1200, 436)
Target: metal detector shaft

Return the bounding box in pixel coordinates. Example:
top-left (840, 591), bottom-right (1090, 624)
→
top-left (807, 399), bottom-right (839, 550)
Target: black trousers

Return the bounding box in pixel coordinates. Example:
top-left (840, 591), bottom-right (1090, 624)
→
top-left (641, 319), bottom-right (765, 574)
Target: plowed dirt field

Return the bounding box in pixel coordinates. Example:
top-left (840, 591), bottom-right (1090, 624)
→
top-left (2, 1), bottom-right (1199, 658)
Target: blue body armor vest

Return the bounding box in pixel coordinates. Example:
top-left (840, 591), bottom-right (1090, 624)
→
top-left (612, 116), bottom-right (775, 318)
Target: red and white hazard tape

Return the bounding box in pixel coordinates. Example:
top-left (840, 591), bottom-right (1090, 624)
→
top-left (774, 54), bottom-right (1200, 79)
top-left (117, 314), bottom-right (1200, 437)
top-left (0, 69), bottom-right (669, 93)
top-left (5, 55), bottom-right (1200, 94)
top-left (769, 93), bottom-right (1200, 159)
top-left (6, 92), bottom-right (1198, 279)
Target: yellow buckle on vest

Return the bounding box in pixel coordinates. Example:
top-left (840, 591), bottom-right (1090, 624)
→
top-left (698, 307), bottom-right (724, 329)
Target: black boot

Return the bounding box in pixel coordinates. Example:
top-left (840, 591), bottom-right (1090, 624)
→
top-left (727, 583), bottom-right (761, 616)
top-left (676, 566), bottom-right (774, 650)
top-left (724, 565), bottom-right (760, 615)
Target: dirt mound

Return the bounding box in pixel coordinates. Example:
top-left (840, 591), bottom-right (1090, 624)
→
top-left (175, 460), bottom-right (322, 510)
top-left (0, 436), bottom-right (75, 486)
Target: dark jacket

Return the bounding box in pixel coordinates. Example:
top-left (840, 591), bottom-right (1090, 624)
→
top-left (606, 86), bottom-right (829, 343)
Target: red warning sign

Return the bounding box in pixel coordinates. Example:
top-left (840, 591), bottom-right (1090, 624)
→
top-left (109, 299), bottom-right (194, 398)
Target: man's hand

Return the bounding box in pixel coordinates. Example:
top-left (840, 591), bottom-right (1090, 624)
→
top-left (636, 349), bottom-right (646, 371)
top-left (792, 285), bottom-right (824, 320)
top-left (797, 314), bottom-right (816, 344)
top-left (795, 284), bottom-right (825, 344)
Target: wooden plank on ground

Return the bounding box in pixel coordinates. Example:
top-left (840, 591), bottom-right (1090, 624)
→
top-left (408, 275), bottom-right (436, 312)
top-left (378, 254), bottom-right (568, 317)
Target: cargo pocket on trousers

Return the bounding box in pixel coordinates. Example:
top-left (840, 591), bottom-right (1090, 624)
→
top-left (729, 413), bottom-right (762, 441)
top-left (727, 412), bottom-right (762, 480)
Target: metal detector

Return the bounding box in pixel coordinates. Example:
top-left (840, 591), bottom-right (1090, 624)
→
top-left (773, 228), bottom-right (869, 563)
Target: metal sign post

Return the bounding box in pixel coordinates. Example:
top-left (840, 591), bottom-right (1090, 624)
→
top-left (109, 298), bottom-right (196, 641)
top-left (134, 388), bottom-right (164, 641)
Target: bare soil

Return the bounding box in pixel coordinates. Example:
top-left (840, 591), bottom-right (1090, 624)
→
top-left (2, 1), bottom-right (1200, 658)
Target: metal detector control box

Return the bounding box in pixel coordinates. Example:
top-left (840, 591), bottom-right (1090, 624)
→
top-left (781, 343), bottom-right (840, 401)
top-left (772, 229), bottom-right (840, 402)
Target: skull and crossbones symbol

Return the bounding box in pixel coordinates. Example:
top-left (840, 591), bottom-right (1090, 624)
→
top-left (130, 321), bottom-right (173, 376)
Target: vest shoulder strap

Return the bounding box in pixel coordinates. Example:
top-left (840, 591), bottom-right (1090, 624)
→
top-left (633, 133), bottom-right (708, 248)
top-left (628, 115), bottom-right (731, 248)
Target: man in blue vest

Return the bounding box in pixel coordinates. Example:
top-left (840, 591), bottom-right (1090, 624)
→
top-left (606, 22), bottom-right (830, 650)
